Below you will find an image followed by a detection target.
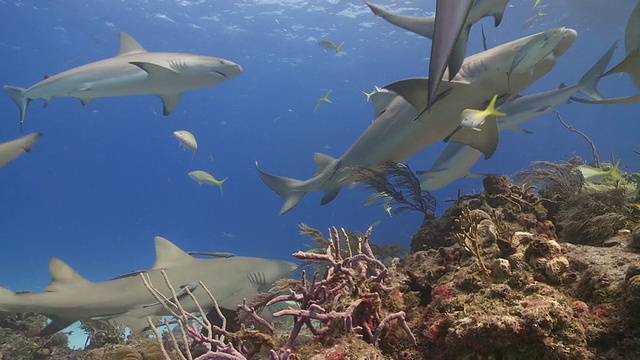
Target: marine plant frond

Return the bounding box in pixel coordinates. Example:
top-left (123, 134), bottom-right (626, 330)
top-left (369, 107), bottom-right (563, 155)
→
top-left (298, 222), bottom-right (329, 248)
top-left (347, 162), bottom-right (438, 218)
top-left (512, 161), bottom-right (583, 201)
top-left (556, 187), bottom-right (630, 245)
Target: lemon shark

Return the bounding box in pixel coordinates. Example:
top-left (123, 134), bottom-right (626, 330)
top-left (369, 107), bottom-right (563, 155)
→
top-left (4, 32), bottom-right (242, 131)
top-left (257, 28), bottom-right (577, 215)
top-left (0, 132), bottom-right (41, 168)
top-left (0, 236), bottom-right (296, 335)
top-left (420, 41), bottom-right (617, 191)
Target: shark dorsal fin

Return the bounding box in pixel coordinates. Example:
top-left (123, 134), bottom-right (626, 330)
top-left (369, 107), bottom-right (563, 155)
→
top-left (117, 32), bottom-right (147, 56)
top-left (152, 236), bottom-right (193, 270)
top-left (46, 257), bottom-right (91, 292)
top-left (313, 153), bottom-right (336, 174)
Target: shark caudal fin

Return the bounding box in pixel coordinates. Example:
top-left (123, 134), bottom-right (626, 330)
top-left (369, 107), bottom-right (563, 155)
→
top-left (3, 86), bottom-right (30, 132)
top-left (256, 162), bottom-right (307, 215)
top-left (575, 41), bottom-right (617, 101)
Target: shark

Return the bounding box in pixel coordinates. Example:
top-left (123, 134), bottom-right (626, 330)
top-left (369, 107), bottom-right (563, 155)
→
top-left (257, 28), bottom-right (577, 215)
top-left (4, 32), bottom-right (242, 131)
top-left (365, 0), bottom-right (509, 110)
top-left (0, 132), bottom-right (41, 168)
top-left (0, 236), bottom-right (296, 335)
top-left (419, 41), bottom-right (616, 191)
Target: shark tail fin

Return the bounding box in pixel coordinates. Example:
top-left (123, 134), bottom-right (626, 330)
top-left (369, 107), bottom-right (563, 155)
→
top-left (3, 86), bottom-right (30, 132)
top-left (576, 41), bottom-right (617, 101)
top-left (334, 41), bottom-right (344, 56)
top-left (256, 162), bottom-right (307, 215)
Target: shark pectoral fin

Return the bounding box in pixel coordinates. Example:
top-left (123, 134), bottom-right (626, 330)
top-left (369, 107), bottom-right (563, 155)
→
top-left (151, 236), bottom-right (194, 270)
top-left (448, 116), bottom-right (499, 160)
top-left (39, 317), bottom-right (77, 336)
top-left (320, 187), bottom-right (342, 205)
top-left (255, 161), bottom-right (307, 215)
top-left (117, 32), bottom-right (147, 56)
top-left (45, 257), bottom-right (92, 292)
top-left (364, 2), bottom-right (435, 38)
top-left (447, 26), bottom-right (470, 81)
top-left (158, 93), bottom-right (181, 116)
top-left (313, 152), bottom-right (337, 175)
top-left (602, 49), bottom-right (640, 78)
top-left (428, 0), bottom-right (473, 108)
top-left (130, 61), bottom-right (179, 79)
top-left (370, 92), bottom-right (398, 118)
top-left (570, 94), bottom-right (640, 105)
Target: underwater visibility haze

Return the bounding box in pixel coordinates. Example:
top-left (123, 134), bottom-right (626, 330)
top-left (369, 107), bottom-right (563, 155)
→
top-left (2, 0), bottom-right (640, 357)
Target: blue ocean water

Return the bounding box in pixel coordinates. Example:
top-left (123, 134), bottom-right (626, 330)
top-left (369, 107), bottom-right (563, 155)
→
top-left (0, 0), bottom-right (637, 349)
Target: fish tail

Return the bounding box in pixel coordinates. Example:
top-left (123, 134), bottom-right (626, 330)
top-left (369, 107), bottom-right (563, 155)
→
top-left (487, 94), bottom-right (507, 117)
top-left (255, 162), bottom-right (307, 215)
top-left (3, 86), bottom-right (30, 133)
top-left (216, 177), bottom-right (228, 194)
top-left (576, 41), bottom-right (617, 101)
top-left (334, 41), bottom-right (344, 56)
top-left (609, 160), bottom-right (624, 182)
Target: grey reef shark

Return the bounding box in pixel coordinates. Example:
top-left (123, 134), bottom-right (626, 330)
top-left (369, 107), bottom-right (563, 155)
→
top-left (0, 236), bottom-right (296, 335)
top-left (419, 41), bottom-right (617, 191)
top-left (257, 27), bottom-right (577, 215)
top-left (0, 132), bottom-right (41, 168)
top-left (4, 32), bottom-right (242, 131)
top-left (365, 0), bottom-right (510, 111)
top-left (572, 0), bottom-right (640, 105)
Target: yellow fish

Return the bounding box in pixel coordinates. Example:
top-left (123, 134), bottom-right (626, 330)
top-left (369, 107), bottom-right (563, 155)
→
top-left (363, 90), bottom-right (376, 102)
top-left (523, 8), bottom-right (546, 29)
top-left (533, 0), bottom-right (541, 8)
top-left (188, 170), bottom-right (227, 194)
top-left (173, 130), bottom-right (197, 156)
top-left (578, 160), bottom-right (623, 183)
top-left (318, 40), bottom-right (344, 56)
top-left (313, 90), bottom-right (332, 112)
top-left (460, 95), bottom-right (506, 131)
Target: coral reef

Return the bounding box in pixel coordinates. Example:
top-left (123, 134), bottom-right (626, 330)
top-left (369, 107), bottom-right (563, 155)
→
top-left (5, 163), bottom-right (640, 359)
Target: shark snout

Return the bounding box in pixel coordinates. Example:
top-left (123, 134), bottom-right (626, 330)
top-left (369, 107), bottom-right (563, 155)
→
top-left (215, 61), bottom-right (242, 79)
top-left (551, 28), bottom-right (577, 58)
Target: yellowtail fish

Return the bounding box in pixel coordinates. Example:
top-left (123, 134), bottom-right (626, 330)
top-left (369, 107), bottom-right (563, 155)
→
top-left (318, 40), bottom-right (344, 56)
top-left (460, 94), bottom-right (506, 130)
top-left (313, 90), bottom-right (332, 112)
top-left (578, 160), bottom-right (623, 183)
top-left (173, 130), bottom-right (197, 156)
top-left (533, 0), bottom-right (541, 8)
top-left (523, 8), bottom-right (546, 29)
top-left (188, 170), bottom-right (227, 194)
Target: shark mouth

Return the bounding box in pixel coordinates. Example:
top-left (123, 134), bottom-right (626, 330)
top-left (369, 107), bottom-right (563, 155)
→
top-left (212, 70), bottom-right (228, 78)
